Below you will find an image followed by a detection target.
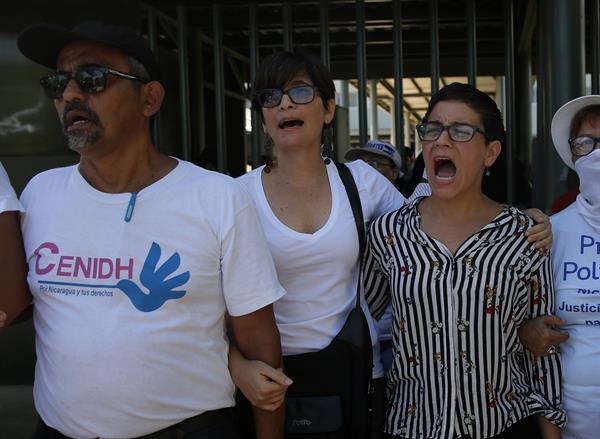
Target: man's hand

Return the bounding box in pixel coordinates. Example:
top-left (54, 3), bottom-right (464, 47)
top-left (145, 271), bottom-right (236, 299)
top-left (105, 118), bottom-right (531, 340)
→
top-left (518, 316), bottom-right (569, 356)
top-left (523, 208), bottom-right (552, 249)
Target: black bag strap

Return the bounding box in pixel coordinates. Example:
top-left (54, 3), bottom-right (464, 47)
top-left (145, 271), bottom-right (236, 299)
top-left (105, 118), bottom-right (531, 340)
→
top-left (334, 162), bottom-right (365, 310)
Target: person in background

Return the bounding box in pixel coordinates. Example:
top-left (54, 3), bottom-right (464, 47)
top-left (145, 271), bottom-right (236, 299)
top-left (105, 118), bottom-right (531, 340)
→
top-left (12, 20), bottom-right (284, 439)
top-left (0, 162), bottom-right (30, 330)
top-left (364, 83), bottom-right (565, 439)
top-left (528, 94), bottom-right (600, 439)
top-left (345, 139), bottom-right (404, 189)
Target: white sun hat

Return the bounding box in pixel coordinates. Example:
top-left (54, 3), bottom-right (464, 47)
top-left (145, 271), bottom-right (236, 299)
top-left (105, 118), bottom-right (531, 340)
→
top-left (551, 95), bottom-right (600, 170)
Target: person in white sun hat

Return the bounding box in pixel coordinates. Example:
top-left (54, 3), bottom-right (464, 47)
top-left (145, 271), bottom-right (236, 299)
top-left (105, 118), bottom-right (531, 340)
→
top-left (550, 95), bottom-right (600, 439)
top-left (523, 94), bottom-right (600, 439)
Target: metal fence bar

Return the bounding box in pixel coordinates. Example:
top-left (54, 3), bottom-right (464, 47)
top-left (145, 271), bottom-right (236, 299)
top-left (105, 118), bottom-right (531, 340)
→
top-left (283, 1), bottom-right (293, 51)
top-left (356, 0), bottom-right (368, 146)
top-left (370, 79), bottom-right (378, 140)
top-left (592, 0), bottom-right (600, 93)
top-left (429, 0), bottom-right (440, 94)
top-left (467, 0), bottom-right (477, 86)
top-left (147, 7), bottom-right (161, 148)
top-left (213, 3), bottom-right (227, 172)
top-left (393, 0), bottom-right (405, 161)
top-left (249, 2), bottom-right (260, 168)
top-left (320, 0), bottom-right (330, 68)
top-left (177, 6), bottom-right (192, 161)
top-left (504, 0), bottom-right (515, 204)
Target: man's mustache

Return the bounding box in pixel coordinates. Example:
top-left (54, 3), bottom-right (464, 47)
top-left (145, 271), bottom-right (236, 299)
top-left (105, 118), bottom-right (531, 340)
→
top-left (61, 102), bottom-right (100, 129)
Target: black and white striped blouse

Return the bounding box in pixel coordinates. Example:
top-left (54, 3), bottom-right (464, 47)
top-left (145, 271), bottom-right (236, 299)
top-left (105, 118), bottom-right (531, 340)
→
top-left (364, 199), bottom-right (566, 439)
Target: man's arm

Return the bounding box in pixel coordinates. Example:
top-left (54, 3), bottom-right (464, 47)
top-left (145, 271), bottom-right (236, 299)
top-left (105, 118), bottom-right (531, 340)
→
top-left (0, 211), bottom-right (31, 330)
top-left (229, 304), bottom-right (284, 439)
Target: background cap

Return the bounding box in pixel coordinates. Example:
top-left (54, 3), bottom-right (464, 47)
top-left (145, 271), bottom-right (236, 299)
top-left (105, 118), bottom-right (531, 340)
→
top-left (551, 94), bottom-right (600, 170)
top-left (344, 140), bottom-right (403, 169)
top-left (17, 21), bottom-right (159, 80)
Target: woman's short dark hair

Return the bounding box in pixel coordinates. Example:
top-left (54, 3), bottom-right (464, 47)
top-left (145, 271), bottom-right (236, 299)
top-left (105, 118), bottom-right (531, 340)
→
top-left (423, 82), bottom-right (505, 146)
top-left (251, 50), bottom-right (336, 116)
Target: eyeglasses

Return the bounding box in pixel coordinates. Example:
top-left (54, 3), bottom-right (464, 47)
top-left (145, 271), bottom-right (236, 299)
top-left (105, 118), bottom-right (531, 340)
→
top-left (416, 121), bottom-right (488, 142)
top-left (256, 85), bottom-right (319, 108)
top-left (40, 65), bottom-right (149, 99)
top-left (568, 135), bottom-right (600, 157)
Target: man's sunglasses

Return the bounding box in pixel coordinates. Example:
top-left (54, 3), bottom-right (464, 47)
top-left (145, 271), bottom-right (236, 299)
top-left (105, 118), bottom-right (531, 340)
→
top-left (40, 66), bottom-right (149, 99)
top-left (256, 85), bottom-right (319, 108)
top-left (569, 135), bottom-right (600, 157)
top-left (416, 121), bottom-right (489, 142)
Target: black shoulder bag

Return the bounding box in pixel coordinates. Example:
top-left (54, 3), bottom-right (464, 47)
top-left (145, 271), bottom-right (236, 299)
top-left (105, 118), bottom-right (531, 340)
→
top-left (283, 162), bottom-right (373, 439)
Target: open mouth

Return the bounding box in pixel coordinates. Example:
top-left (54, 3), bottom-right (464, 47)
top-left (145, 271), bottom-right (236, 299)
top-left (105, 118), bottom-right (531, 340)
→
top-left (278, 118), bottom-right (304, 129)
top-left (63, 110), bottom-right (96, 131)
top-left (434, 157), bottom-right (456, 179)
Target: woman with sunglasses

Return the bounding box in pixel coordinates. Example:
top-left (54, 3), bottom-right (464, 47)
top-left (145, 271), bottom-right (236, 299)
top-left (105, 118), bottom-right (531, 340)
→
top-left (229, 50), bottom-right (404, 438)
top-left (363, 83), bottom-right (565, 439)
top-left (542, 95), bottom-right (600, 439)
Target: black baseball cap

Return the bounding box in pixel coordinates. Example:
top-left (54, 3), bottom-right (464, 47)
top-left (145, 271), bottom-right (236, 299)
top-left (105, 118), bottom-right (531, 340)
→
top-left (17, 21), bottom-right (159, 80)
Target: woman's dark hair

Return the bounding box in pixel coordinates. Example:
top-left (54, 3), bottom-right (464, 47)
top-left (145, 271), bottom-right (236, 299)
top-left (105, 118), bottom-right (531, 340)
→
top-left (251, 50), bottom-right (336, 116)
top-left (251, 50), bottom-right (336, 159)
top-left (423, 82), bottom-right (505, 146)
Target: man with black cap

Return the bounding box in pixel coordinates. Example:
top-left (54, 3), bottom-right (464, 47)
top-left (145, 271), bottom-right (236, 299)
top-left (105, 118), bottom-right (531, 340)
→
top-left (13, 21), bottom-right (285, 439)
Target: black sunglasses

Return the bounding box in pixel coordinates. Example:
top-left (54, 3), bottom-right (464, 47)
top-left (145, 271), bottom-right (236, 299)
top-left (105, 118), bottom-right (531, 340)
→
top-left (569, 135), bottom-right (600, 157)
top-left (256, 85), bottom-right (319, 108)
top-left (40, 65), bottom-right (149, 99)
top-left (416, 121), bottom-right (489, 142)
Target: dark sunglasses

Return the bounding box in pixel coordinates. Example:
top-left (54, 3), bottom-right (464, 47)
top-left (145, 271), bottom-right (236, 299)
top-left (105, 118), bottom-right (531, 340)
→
top-left (416, 121), bottom-right (489, 142)
top-left (569, 135), bottom-right (600, 157)
top-left (40, 65), bottom-right (149, 99)
top-left (256, 85), bottom-right (319, 108)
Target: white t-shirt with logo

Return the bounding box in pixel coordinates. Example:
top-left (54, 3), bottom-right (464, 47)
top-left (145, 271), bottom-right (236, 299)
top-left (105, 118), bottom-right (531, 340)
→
top-left (551, 203), bottom-right (600, 438)
top-left (20, 160), bottom-right (285, 439)
top-left (0, 162), bottom-right (23, 213)
top-left (237, 160), bottom-right (404, 378)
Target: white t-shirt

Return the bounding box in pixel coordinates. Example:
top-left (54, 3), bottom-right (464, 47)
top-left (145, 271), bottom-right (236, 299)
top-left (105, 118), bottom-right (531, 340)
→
top-left (552, 203), bottom-right (600, 438)
top-left (0, 162), bottom-right (23, 213)
top-left (20, 160), bottom-right (285, 439)
top-left (237, 160), bottom-right (404, 378)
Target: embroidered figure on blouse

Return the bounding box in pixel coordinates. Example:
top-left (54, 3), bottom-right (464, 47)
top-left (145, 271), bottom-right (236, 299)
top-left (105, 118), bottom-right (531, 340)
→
top-left (460, 351), bottom-right (476, 374)
top-left (462, 255), bottom-right (479, 277)
top-left (485, 382), bottom-right (497, 408)
top-left (463, 413), bottom-right (475, 426)
top-left (484, 285), bottom-right (503, 314)
top-left (433, 352), bottom-right (446, 374)
top-left (407, 404), bottom-right (417, 416)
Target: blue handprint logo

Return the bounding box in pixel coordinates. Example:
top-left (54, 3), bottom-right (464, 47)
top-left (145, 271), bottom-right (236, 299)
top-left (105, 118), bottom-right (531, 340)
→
top-left (117, 242), bottom-right (190, 312)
